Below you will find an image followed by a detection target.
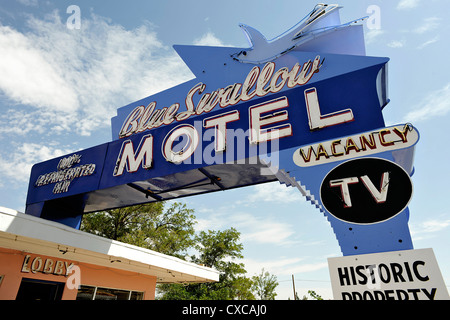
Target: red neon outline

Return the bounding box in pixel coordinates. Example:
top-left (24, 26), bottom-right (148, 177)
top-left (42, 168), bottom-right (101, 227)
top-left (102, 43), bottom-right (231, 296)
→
top-left (304, 87), bottom-right (354, 131)
top-left (114, 134), bottom-right (153, 176)
top-left (162, 124), bottom-right (200, 163)
top-left (203, 110), bottom-right (240, 152)
top-left (248, 96), bottom-right (292, 144)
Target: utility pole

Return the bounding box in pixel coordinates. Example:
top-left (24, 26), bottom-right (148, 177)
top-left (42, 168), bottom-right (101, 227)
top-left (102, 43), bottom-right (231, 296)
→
top-left (292, 274), bottom-right (297, 300)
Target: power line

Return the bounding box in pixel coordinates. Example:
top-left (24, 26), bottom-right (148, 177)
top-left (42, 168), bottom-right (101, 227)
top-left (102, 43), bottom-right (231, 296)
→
top-left (279, 278), bottom-right (331, 283)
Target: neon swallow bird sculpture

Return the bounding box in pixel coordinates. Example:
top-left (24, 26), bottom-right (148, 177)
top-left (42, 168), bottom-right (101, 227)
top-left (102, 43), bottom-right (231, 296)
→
top-left (232, 3), bottom-right (368, 64)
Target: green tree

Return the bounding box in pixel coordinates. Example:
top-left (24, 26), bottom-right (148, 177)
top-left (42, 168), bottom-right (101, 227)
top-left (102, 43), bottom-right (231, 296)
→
top-left (80, 202), bottom-right (196, 257)
top-left (251, 268), bottom-right (278, 300)
top-left (158, 228), bottom-right (255, 300)
top-left (82, 202), bottom-right (260, 300)
top-left (301, 290), bottom-right (323, 300)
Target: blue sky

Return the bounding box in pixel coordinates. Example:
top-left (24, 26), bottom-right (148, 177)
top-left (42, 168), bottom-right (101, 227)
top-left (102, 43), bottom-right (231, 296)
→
top-left (0, 0), bottom-right (449, 299)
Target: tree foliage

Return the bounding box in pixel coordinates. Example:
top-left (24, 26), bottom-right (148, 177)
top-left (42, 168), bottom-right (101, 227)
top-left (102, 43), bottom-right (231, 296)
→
top-left (290, 290), bottom-right (324, 300)
top-left (81, 201), bottom-right (279, 300)
top-left (158, 228), bottom-right (256, 300)
top-left (80, 202), bottom-right (196, 258)
top-left (304, 290), bottom-right (323, 300)
top-left (251, 268), bottom-right (278, 300)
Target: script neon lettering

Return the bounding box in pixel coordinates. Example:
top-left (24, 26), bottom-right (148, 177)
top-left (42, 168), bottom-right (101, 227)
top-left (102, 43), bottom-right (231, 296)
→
top-left (119, 56), bottom-right (322, 138)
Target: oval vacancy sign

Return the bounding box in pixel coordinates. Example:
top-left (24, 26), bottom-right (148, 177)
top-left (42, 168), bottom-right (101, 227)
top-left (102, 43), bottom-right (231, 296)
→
top-left (320, 158), bottom-right (413, 224)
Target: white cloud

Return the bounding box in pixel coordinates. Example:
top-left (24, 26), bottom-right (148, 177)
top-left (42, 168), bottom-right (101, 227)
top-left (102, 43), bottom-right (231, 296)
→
top-left (414, 17), bottom-right (441, 34)
top-left (193, 32), bottom-right (226, 46)
top-left (397, 0), bottom-right (420, 10)
top-left (387, 40), bottom-right (405, 48)
top-left (417, 35), bottom-right (439, 49)
top-left (0, 142), bottom-right (70, 184)
top-left (193, 183), bottom-right (308, 246)
top-left (247, 182), bottom-right (305, 204)
top-left (16, 0), bottom-right (38, 6)
top-left (280, 262), bottom-right (329, 276)
top-left (194, 208), bottom-right (227, 232)
top-left (242, 257), bottom-right (327, 276)
top-left (364, 29), bottom-right (385, 44)
top-left (195, 206), bottom-right (297, 246)
top-left (412, 219), bottom-right (450, 235)
top-left (0, 13), bottom-right (234, 188)
top-left (0, 11), bottom-right (193, 137)
top-left (0, 107), bottom-right (76, 136)
top-left (402, 83), bottom-right (450, 123)
top-left (421, 219), bottom-right (450, 233)
top-left (411, 218), bottom-right (450, 241)
top-left (240, 216), bottom-right (295, 245)
top-left (0, 24), bottom-right (79, 112)
top-left (242, 257), bottom-right (303, 276)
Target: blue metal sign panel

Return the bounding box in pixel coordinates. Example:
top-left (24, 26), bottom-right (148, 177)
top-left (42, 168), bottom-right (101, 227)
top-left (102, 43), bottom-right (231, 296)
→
top-left (25, 4), bottom-right (418, 256)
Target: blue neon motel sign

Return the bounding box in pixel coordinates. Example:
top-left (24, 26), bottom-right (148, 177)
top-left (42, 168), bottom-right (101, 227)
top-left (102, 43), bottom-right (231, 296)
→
top-left (25, 4), bottom-right (418, 256)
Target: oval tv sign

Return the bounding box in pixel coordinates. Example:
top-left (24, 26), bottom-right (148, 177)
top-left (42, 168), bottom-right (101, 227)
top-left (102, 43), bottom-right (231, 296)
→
top-left (320, 158), bottom-right (413, 224)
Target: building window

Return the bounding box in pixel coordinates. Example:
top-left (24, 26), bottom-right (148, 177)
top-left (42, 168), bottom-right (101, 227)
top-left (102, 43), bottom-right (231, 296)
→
top-left (76, 285), bottom-right (144, 300)
top-left (76, 285), bottom-right (96, 300)
top-left (130, 291), bottom-right (144, 300)
top-left (16, 278), bottom-right (65, 301)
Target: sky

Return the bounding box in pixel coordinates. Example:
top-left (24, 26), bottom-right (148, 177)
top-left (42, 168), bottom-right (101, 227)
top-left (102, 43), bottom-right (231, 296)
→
top-left (0, 0), bottom-right (449, 299)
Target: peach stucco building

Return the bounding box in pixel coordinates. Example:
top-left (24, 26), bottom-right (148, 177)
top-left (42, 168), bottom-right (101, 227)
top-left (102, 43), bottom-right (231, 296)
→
top-left (0, 207), bottom-right (219, 300)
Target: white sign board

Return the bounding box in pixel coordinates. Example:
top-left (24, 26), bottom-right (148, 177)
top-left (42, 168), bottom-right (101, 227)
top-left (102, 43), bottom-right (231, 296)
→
top-left (328, 248), bottom-right (449, 300)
